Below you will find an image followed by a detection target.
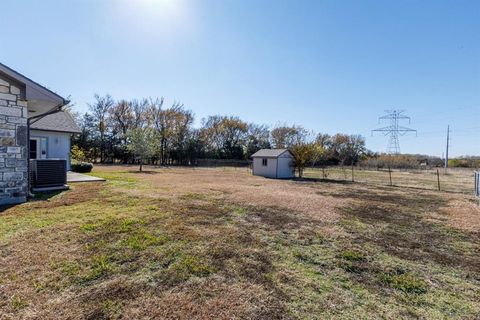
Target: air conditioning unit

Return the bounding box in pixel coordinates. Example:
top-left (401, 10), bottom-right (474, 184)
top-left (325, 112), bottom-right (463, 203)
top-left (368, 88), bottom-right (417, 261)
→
top-left (30, 159), bottom-right (68, 191)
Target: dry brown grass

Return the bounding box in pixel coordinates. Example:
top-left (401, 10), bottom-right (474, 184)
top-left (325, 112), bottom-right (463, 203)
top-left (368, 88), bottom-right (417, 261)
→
top-left (305, 166), bottom-right (476, 194)
top-left (110, 166), bottom-right (345, 224)
top-left (0, 165), bottom-right (479, 319)
top-left (436, 198), bottom-right (480, 232)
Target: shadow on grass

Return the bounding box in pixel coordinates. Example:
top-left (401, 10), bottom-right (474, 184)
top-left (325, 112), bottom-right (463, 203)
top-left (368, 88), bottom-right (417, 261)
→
top-left (31, 190), bottom-right (65, 201)
top-left (0, 190), bottom-right (67, 211)
top-left (334, 188), bottom-right (480, 272)
top-left (127, 170), bottom-right (159, 175)
top-left (294, 177), bottom-right (353, 184)
top-left (0, 204), bottom-right (17, 212)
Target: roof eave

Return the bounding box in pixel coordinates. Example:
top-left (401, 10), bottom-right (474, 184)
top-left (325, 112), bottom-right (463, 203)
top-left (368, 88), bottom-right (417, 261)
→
top-left (0, 62), bottom-right (68, 107)
top-left (251, 155), bottom-right (281, 158)
top-left (30, 127), bottom-right (81, 134)
top-left (251, 149), bottom-right (290, 158)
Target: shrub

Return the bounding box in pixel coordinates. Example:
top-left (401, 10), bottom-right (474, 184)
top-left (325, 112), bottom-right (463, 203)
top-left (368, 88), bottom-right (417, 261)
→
top-left (448, 158), bottom-right (480, 168)
top-left (359, 154), bottom-right (445, 170)
top-left (70, 145), bottom-right (86, 162)
top-left (71, 161), bottom-right (93, 173)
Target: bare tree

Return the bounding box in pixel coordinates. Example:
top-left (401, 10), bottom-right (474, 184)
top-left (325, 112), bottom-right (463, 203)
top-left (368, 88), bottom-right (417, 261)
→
top-left (330, 134), bottom-right (366, 165)
top-left (168, 105), bottom-right (194, 164)
top-left (89, 94), bottom-right (114, 162)
top-left (74, 94), bottom-right (372, 167)
top-left (109, 100), bottom-right (133, 163)
top-left (132, 98), bottom-right (149, 128)
top-left (200, 115), bottom-right (248, 159)
top-left (147, 97), bottom-right (166, 164)
top-left (246, 123), bottom-right (270, 158)
top-left (270, 124), bottom-right (309, 149)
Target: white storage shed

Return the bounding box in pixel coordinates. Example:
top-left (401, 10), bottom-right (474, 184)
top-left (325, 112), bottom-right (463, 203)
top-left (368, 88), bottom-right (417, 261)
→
top-left (251, 149), bottom-right (295, 179)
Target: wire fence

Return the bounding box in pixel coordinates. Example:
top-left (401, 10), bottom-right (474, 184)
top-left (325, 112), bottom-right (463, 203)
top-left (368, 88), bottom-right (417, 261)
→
top-left (160, 161), bottom-right (477, 195)
top-left (196, 159), bottom-right (250, 167)
top-left (303, 166), bottom-right (476, 194)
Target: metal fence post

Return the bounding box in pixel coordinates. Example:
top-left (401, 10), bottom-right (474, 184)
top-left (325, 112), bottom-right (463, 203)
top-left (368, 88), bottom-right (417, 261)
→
top-left (388, 166), bottom-right (393, 186)
top-left (475, 171), bottom-right (480, 202)
top-left (436, 169), bottom-right (441, 191)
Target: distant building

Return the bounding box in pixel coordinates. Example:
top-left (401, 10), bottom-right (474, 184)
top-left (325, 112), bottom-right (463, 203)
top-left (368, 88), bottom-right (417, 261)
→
top-left (251, 149), bottom-right (295, 179)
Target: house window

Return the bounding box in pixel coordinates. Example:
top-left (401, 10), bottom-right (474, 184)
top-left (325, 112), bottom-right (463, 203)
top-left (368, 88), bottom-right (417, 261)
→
top-left (29, 139), bottom-right (37, 159)
top-left (40, 138), bottom-right (47, 158)
top-left (29, 138), bottom-right (48, 159)
top-left (262, 158), bottom-right (268, 166)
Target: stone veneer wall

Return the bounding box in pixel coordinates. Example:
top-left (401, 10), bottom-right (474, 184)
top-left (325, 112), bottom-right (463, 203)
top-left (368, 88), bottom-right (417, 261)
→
top-left (0, 76), bottom-right (28, 205)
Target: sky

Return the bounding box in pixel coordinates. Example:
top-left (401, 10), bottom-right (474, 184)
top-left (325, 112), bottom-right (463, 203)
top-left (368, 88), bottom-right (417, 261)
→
top-left (1, 0), bottom-right (479, 157)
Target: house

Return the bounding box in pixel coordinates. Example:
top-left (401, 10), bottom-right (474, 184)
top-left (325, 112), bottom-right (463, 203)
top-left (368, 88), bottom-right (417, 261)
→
top-left (29, 111), bottom-right (81, 170)
top-left (0, 62), bottom-right (71, 205)
top-left (251, 149), bottom-right (295, 179)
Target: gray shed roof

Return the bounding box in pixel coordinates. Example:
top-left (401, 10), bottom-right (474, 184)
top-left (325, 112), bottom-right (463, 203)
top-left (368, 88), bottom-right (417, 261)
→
top-left (30, 111), bottom-right (81, 134)
top-left (251, 149), bottom-right (291, 158)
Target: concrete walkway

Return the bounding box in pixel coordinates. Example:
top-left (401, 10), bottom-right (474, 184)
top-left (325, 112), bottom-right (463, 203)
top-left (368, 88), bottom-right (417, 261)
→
top-left (67, 171), bottom-right (105, 183)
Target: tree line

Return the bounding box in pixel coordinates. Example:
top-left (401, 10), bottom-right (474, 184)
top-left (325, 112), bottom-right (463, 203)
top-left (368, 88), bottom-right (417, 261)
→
top-left (72, 94), bottom-right (368, 173)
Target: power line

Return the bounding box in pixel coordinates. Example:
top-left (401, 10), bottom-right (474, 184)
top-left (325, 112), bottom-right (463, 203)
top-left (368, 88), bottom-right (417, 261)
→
top-left (372, 110), bottom-right (417, 154)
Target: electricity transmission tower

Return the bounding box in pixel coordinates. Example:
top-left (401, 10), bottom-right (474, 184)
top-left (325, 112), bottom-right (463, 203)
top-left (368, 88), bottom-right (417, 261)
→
top-left (372, 110), bottom-right (417, 154)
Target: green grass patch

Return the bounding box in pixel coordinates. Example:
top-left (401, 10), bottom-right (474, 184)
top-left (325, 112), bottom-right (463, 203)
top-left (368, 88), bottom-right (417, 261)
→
top-left (117, 218), bottom-right (138, 233)
top-left (59, 260), bottom-right (82, 276)
top-left (339, 249), bottom-right (367, 262)
top-left (122, 231), bottom-right (168, 250)
top-left (381, 270), bottom-right (428, 294)
top-left (232, 206), bottom-right (248, 217)
top-left (10, 295), bottom-right (28, 310)
top-left (92, 170), bottom-right (140, 188)
top-left (101, 299), bottom-right (123, 318)
top-left (179, 192), bottom-right (207, 201)
top-left (338, 248), bottom-right (369, 273)
top-left (80, 223), bottom-right (98, 231)
top-left (174, 255), bottom-right (213, 277)
top-left (81, 255), bottom-right (115, 283)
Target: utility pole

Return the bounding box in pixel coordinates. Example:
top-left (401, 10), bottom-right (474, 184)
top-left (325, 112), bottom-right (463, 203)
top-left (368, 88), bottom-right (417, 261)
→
top-left (444, 125), bottom-right (450, 173)
top-left (372, 110), bottom-right (417, 154)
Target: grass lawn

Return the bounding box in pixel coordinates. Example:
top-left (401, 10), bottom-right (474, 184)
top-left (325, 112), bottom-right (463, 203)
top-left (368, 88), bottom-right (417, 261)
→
top-left (1, 165), bottom-right (479, 319)
top-left (304, 167), bottom-right (476, 194)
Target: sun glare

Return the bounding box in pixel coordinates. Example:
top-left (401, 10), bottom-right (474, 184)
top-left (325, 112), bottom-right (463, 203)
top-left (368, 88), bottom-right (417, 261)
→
top-left (114, 0), bottom-right (192, 38)
top-left (136, 0), bottom-right (181, 12)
